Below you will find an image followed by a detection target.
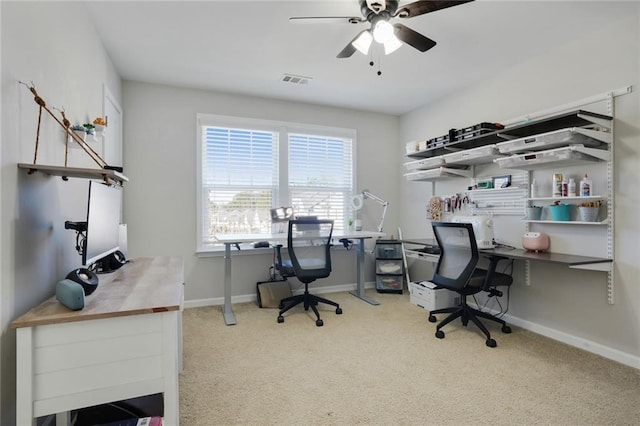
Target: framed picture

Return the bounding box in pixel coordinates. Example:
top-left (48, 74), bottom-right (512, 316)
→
top-left (492, 174), bottom-right (512, 189)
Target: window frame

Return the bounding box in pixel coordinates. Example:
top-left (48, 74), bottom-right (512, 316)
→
top-left (196, 113), bottom-right (356, 253)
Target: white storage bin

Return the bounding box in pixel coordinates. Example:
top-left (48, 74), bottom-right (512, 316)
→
top-left (405, 141), bottom-right (419, 154)
top-left (409, 281), bottom-right (459, 311)
top-left (494, 144), bottom-right (603, 170)
top-left (496, 128), bottom-right (602, 154)
top-left (404, 156), bottom-right (445, 171)
top-left (443, 144), bottom-right (504, 165)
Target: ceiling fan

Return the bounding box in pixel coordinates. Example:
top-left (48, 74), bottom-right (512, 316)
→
top-left (290, 0), bottom-right (474, 58)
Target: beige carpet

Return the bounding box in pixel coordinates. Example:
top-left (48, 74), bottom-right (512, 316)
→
top-left (179, 290), bottom-right (639, 425)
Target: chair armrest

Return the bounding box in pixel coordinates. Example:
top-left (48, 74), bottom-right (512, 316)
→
top-left (481, 255), bottom-right (510, 292)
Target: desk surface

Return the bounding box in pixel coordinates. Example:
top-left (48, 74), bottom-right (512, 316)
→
top-left (215, 230), bottom-right (385, 244)
top-left (401, 239), bottom-right (611, 267)
top-left (11, 256), bottom-right (184, 329)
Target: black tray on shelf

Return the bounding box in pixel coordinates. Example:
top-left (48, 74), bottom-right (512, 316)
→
top-left (500, 110), bottom-right (612, 138)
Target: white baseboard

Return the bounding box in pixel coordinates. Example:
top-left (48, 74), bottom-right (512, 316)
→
top-left (501, 313), bottom-right (640, 370)
top-left (184, 281), bottom-right (376, 309)
top-left (466, 303), bottom-right (640, 370)
top-left (185, 286), bottom-right (639, 370)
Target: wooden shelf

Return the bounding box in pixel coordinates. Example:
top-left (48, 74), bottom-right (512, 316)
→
top-left (18, 163), bottom-right (128, 185)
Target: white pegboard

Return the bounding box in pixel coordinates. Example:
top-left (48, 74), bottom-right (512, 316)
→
top-left (467, 171), bottom-right (528, 216)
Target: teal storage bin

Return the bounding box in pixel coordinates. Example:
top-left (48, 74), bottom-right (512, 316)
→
top-left (547, 204), bottom-right (571, 221)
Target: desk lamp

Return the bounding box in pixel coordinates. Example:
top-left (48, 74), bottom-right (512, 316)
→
top-left (351, 189), bottom-right (389, 232)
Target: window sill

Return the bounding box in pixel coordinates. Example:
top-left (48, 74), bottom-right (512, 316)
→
top-left (196, 240), bottom-right (354, 258)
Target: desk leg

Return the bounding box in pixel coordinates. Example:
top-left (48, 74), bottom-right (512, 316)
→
top-left (223, 243), bottom-right (237, 325)
top-left (349, 237), bottom-right (379, 305)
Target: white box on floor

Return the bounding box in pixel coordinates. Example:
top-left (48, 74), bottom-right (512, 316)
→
top-left (409, 281), bottom-right (459, 311)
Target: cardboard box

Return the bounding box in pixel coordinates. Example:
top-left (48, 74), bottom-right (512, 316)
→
top-left (408, 281), bottom-right (459, 311)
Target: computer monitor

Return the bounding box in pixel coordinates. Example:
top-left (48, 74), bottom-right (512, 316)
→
top-left (83, 181), bottom-right (122, 267)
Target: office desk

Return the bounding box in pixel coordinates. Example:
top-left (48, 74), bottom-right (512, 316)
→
top-left (402, 238), bottom-right (612, 269)
top-left (215, 230), bottom-right (385, 325)
top-left (11, 257), bottom-right (184, 426)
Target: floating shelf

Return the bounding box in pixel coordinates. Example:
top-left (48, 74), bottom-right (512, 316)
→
top-left (18, 163), bottom-right (128, 185)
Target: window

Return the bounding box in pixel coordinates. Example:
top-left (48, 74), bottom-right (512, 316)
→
top-left (197, 114), bottom-right (355, 250)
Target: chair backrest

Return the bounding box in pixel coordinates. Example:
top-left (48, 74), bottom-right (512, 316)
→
top-left (431, 222), bottom-right (480, 291)
top-left (287, 218), bottom-right (333, 282)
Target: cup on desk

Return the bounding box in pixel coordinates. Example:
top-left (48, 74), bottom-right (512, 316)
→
top-left (354, 219), bottom-right (362, 231)
top-left (526, 206), bottom-right (543, 220)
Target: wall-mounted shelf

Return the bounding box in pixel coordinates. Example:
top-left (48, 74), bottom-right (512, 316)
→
top-left (401, 99), bottom-right (621, 304)
top-left (523, 218), bottom-right (609, 226)
top-left (527, 195), bottom-right (604, 202)
top-left (406, 109), bottom-right (612, 160)
top-left (18, 163), bottom-right (128, 185)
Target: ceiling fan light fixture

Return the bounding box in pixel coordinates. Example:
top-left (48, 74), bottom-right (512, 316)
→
top-left (372, 20), bottom-right (395, 43)
top-left (383, 36), bottom-right (402, 55)
top-left (352, 30), bottom-right (373, 55)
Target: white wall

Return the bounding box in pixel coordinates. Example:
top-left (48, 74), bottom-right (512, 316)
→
top-left (0, 3), bottom-right (122, 424)
top-left (400, 9), bottom-right (640, 364)
top-left (121, 81), bottom-right (400, 303)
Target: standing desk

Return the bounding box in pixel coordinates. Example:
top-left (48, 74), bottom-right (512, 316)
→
top-left (215, 230), bottom-right (385, 325)
top-left (11, 256), bottom-right (184, 426)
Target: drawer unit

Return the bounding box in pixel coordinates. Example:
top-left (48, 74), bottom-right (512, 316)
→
top-left (375, 240), bottom-right (404, 294)
top-left (376, 275), bottom-right (403, 292)
top-left (376, 243), bottom-right (403, 259)
top-left (376, 259), bottom-right (403, 275)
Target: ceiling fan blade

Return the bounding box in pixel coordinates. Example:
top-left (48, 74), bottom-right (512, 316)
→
top-left (337, 30), bottom-right (369, 58)
top-left (393, 23), bottom-right (436, 52)
top-left (289, 16), bottom-right (364, 25)
top-left (395, 0), bottom-right (474, 19)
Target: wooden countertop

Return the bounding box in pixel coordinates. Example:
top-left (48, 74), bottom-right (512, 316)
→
top-left (11, 256), bottom-right (184, 329)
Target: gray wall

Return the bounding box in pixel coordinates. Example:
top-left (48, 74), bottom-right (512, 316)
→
top-left (1, 2), bottom-right (639, 425)
top-left (400, 8), bottom-right (640, 364)
top-left (121, 81), bottom-right (400, 303)
top-left (1, 2), bottom-right (122, 424)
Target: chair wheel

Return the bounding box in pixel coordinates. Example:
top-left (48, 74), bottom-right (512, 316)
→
top-left (502, 325), bottom-right (512, 334)
top-left (428, 315), bottom-right (437, 323)
top-left (277, 316), bottom-right (284, 323)
top-left (486, 338), bottom-right (497, 348)
top-left (435, 330), bottom-right (445, 339)
top-left (336, 307), bottom-right (342, 315)
top-left (316, 319), bottom-right (323, 327)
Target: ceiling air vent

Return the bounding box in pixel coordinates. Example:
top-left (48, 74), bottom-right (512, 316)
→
top-left (281, 74), bottom-right (311, 85)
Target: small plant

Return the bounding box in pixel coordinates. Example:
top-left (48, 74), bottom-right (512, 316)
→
top-left (83, 123), bottom-right (95, 135)
top-left (578, 200), bottom-right (603, 208)
top-left (70, 124), bottom-right (84, 131)
top-left (92, 117), bottom-right (106, 126)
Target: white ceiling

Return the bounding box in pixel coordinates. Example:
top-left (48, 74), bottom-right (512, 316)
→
top-left (84, 1), bottom-right (634, 116)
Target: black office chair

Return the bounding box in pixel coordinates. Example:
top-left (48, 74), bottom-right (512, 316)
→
top-left (427, 222), bottom-right (513, 347)
top-left (277, 218), bottom-right (342, 327)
